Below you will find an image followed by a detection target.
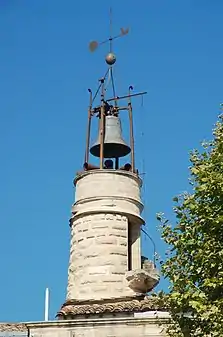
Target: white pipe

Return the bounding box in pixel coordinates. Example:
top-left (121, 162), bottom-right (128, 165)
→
top-left (44, 287), bottom-right (49, 321)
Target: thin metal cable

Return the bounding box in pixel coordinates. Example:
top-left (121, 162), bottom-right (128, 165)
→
top-left (92, 68), bottom-right (109, 104)
top-left (141, 228), bottom-right (156, 267)
top-left (105, 67), bottom-right (111, 91)
top-left (110, 67), bottom-right (118, 107)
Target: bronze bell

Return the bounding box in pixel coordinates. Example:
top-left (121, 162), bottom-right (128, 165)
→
top-left (90, 115), bottom-right (131, 158)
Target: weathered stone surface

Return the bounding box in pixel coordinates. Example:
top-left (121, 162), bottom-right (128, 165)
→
top-left (126, 263), bottom-right (160, 293)
top-left (110, 265), bottom-right (126, 275)
top-left (27, 314), bottom-right (169, 337)
top-left (73, 171), bottom-right (144, 224)
top-left (67, 170), bottom-right (147, 301)
top-left (112, 223), bottom-right (126, 230)
top-left (95, 236), bottom-right (117, 245)
top-left (67, 212), bottom-right (133, 300)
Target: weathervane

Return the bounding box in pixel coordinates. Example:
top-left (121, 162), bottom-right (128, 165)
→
top-left (85, 9), bottom-right (147, 172)
top-left (89, 8), bottom-right (129, 66)
top-left (87, 8), bottom-right (130, 106)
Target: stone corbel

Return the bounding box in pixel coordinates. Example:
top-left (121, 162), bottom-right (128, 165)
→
top-left (126, 260), bottom-right (160, 293)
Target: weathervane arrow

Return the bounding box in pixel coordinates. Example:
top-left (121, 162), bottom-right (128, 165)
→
top-left (89, 27), bottom-right (129, 53)
top-left (88, 8), bottom-right (129, 57)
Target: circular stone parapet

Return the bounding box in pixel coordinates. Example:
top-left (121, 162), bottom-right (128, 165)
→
top-left (72, 169), bottom-right (144, 226)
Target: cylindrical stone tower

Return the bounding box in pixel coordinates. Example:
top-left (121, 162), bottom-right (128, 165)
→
top-left (67, 169), bottom-right (144, 300)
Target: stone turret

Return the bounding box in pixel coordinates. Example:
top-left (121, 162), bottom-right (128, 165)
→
top-left (67, 169), bottom-right (143, 301)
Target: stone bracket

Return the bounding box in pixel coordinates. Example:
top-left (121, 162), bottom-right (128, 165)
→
top-left (126, 261), bottom-right (160, 293)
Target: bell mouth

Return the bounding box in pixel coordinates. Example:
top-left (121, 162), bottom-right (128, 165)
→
top-left (90, 143), bottom-right (131, 158)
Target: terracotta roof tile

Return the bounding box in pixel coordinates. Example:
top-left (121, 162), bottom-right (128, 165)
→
top-left (0, 324), bottom-right (27, 332)
top-left (57, 295), bottom-right (167, 318)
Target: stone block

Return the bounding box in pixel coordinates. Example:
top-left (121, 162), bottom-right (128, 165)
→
top-left (101, 274), bottom-right (123, 283)
top-left (95, 233), bottom-right (106, 238)
top-left (77, 238), bottom-right (95, 249)
top-left (118, 238), bottom-right (127, 246)
top-left (110, 265), bottom-right (126, 275)
top-left (111, 223), bottom-right (127, 231)
top-left (109, 246), bottom-right (127, 256)
top-left (105, 214), bottom-right (115, 220)
top-left (100, 258), bottom-right (116, 266)
top-left (91, 223), bottom-right (109, 229)
top-left (115, 214), bottom-right (125, 221)
top-left (88, 266), bottom-right (110, 275)
top-left (95, 236), bottom-right (117, 245)
top-left (83, 217), bottom-right (92, 223)
top-left (80, 256), bottom-right (115, 267)
top-left (90, 228), bottom-right (106, 236)
top-left (78, 287), bottom-right (90, 294)
top-left (84, 251), bottom-right (100, 259)
top-left (85, 234), bottom-right (95, 239)
top-left (120, 259), bottom-right (128, 266)
top-left (91, 285), bottom-right (108, 293)
top-left (77, 238), bottom-right (84, 243)
top-left (109, 229), bottom-right (127, 238)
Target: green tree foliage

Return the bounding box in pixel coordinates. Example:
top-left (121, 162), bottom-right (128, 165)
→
top-left (157, 115), bottom-right (223, 336)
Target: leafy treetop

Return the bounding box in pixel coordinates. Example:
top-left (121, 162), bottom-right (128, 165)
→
top-left (157, 114), bottom-right (223, 337)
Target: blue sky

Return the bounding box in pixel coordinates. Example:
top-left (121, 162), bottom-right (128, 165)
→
top-left (0, 0), bottom-right (222, 322)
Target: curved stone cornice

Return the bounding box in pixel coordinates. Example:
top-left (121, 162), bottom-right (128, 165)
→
top-left (74, 169), bottom-right (142, 187)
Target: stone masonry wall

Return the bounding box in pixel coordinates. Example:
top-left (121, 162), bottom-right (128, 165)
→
top-left (67, 213), bottom-right (135, 300)
top-left (28, 316), bottom-right (168, 337)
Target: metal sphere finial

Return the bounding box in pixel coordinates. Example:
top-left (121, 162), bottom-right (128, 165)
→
top-left (105, 52), bottom-right (116, 65)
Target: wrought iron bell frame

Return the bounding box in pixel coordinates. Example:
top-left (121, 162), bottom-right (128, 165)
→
top-left (84, 78), bottom-right (147, 173)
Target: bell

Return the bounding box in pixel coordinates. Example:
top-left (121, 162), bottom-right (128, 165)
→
top-left (90, 115), bottom-right (131, 158)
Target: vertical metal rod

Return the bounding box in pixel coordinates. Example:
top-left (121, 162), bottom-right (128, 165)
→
top-left (109, 7), bottom-right (113, 53)
top-left (44, 288), bottom-right (49, 321)
top-left (128, 86), bottom-right (135, 172)
top-left (128, 104), bottom-right (135, 172)
top-left (85, 89), bottom-right (92, 164)
top-left (115, 157), bottom-right (119, 169)
top-left (99, 79), bottom-right (105, 169)
top-left (110, 67), bottom-right (118, 108)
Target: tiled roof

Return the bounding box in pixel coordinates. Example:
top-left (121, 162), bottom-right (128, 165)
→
top-left (57, 295), bottom-right (167, 318)
top-left (0, 324), bottom-right (27, 333)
